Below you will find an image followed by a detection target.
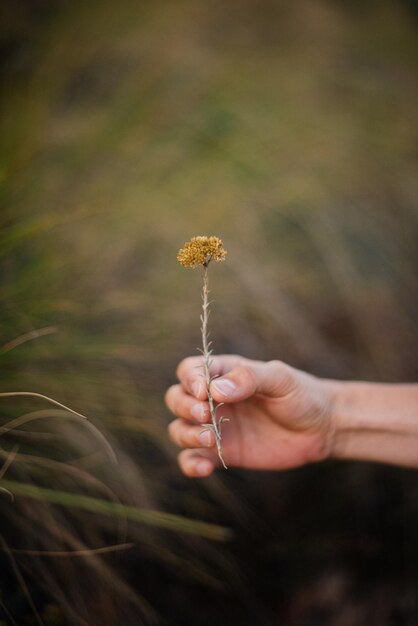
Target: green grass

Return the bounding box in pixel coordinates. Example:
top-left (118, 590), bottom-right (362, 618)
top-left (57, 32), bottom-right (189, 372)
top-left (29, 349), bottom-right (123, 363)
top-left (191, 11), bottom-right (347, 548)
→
top-left (0, 480), bottom-right (231, 541)
top-left (1, 0), bottom-right (417, 624)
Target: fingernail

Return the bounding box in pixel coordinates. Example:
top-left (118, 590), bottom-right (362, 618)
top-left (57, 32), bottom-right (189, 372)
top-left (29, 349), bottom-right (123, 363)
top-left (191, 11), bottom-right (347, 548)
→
top-left (191, 381), bottom-right (202, 398)
top-left (191, 403), bottom-right (207, 421)
top-left (198, 430), bottom-right (213, 446)
top-left (212, 378), bottom-right (236, 397)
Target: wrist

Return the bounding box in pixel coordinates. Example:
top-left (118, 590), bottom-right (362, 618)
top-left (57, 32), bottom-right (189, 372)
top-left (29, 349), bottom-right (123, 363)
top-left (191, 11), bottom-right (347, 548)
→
top-left (328, 380), bottom-right (364, 461)
top-left (328, 380), bottom-right (418, 467)
top-left (319, 379), bottom-right (348, 461)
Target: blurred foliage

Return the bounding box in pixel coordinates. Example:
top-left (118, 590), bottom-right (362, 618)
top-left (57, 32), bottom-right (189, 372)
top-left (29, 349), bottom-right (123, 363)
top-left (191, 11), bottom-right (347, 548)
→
top-left (0, 0), bottom-right (417, 624)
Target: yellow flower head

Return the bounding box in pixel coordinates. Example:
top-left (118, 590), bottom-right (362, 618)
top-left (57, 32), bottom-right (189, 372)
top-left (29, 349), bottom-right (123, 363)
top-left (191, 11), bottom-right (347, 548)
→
top-left (177, 236), bottom-right (227, 268)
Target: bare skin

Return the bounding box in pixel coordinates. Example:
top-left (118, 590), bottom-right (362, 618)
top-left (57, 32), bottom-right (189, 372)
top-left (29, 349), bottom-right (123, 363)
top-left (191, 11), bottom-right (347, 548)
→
top-left (165, 355), bottom-right (418, 477)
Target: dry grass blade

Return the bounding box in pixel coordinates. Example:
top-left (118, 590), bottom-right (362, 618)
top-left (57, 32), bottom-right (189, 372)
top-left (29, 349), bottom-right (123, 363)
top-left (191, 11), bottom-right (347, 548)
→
top-left (1, 326), bottom-right (57, 354)
top-left (0, 392), bottom-right (87, 420)
top-left (0, 445), bottom-right (19, 479)
top-left (0, 408), bottom-right (117, 464)
top-left (1, 543), bottom-right (135, 558)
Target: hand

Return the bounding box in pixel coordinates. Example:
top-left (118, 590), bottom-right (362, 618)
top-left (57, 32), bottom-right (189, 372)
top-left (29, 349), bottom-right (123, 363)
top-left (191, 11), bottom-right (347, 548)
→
top-left (165, 355), bottom-right (337, 477)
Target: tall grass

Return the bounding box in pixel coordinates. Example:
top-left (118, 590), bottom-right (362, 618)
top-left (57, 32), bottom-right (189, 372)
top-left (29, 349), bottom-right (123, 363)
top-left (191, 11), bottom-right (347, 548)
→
top-left (1, 0), bottom-right (417, 623)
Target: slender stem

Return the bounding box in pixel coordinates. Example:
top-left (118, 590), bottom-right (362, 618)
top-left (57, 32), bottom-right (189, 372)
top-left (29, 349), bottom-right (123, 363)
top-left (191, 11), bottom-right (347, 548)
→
top-left (201, 263), bottom-right (227, 469)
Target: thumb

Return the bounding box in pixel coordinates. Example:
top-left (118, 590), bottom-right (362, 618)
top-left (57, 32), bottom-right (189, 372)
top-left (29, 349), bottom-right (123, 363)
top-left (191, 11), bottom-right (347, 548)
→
top-left (210, 360), bottom-right (296, 403)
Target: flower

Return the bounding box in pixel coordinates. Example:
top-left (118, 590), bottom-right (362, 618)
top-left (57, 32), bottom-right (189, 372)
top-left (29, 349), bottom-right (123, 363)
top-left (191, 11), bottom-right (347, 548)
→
top-left (177, 236), bottom-right (227, 268)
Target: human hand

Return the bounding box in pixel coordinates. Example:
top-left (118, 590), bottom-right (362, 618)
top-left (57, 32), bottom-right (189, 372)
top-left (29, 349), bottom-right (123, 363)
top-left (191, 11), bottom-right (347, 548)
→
top-left (165, 355), bottom-right (337, 477)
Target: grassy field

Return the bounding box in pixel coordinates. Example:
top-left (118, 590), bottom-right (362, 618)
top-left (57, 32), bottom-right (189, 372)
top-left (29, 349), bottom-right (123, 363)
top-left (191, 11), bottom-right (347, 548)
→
top-left (1, 1), bottom-right (417, 624)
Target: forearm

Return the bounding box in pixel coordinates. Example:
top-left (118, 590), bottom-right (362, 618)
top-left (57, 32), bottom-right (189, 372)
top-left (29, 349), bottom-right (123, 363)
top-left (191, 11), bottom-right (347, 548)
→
top-left (329, 381), bottom-right (418, 468)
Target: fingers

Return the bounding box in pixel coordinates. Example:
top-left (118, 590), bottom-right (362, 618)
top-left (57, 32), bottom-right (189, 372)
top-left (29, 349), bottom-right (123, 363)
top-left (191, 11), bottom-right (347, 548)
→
top-left (174, 354), bottom-right (297, 405)
top-left (209, 359), bottom-right (297, 404)
top-left (178, 449), bottom-right (219, 478)
top-left (176, 354), bottom-right (245, 400)
top-left (168, 417), bottom-right (216, 449)
top-left (166, 380), bottom-right (231, 477)
top-left (166, 403), bottom-right (223, 477)
top-left (210, 365), bottom-right (258, 402)
top-left (165, 384), bottom-right (210, 423)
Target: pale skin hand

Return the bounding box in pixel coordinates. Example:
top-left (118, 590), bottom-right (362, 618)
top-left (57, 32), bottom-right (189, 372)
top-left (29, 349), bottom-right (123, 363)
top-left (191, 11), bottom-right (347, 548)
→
top-left (165, 354), bottom-right (418, 477)
top-left (165, 355), bottom-right (337, 477)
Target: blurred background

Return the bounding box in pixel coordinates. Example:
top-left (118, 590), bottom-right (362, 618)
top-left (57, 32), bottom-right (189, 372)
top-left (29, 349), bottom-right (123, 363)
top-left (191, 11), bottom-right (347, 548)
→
top-left (1, 0), bottom-right (418, 624)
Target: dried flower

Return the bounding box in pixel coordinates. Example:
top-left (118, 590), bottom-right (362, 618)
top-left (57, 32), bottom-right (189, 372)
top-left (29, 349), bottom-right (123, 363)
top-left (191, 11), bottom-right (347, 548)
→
top-left (177, 235), bottom-right (229, 469)
top-left (177, 236), bottom-right (227, 268)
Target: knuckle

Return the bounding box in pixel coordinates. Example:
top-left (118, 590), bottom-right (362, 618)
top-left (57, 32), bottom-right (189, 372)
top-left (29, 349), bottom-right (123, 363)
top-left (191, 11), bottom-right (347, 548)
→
top-left (176, 356), bottom-right (197, 381)
top-left (167, 419), bottom-right (178, 441)
top-left (169, 420), bottom-right (192, 448)
top-left (265, 360), bottom-right (295, 394)
top-left (168, 419), bottom-right (188, 448)
top-left (166, 386), bottom-right (195, 418)
top-left (178, 450), bottom-right (192, 474)
top-left (266, 359), bottom-right (285, 371)
top-left (237, 364), bottom-right (257, 388)
top-left (178, 427), bottom-right (189, 448)
top-left (164, 384), bottom-right (177, 407)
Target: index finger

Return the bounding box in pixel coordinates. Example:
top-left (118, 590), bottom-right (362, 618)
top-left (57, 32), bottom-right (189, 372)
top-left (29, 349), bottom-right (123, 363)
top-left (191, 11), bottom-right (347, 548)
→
top-left (176, 354), bottom-right (245, 399)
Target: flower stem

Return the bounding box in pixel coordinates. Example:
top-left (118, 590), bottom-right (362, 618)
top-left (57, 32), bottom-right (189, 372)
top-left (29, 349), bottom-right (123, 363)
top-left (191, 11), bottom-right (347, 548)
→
top-left (201, 263), bottom-right (227, 469)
